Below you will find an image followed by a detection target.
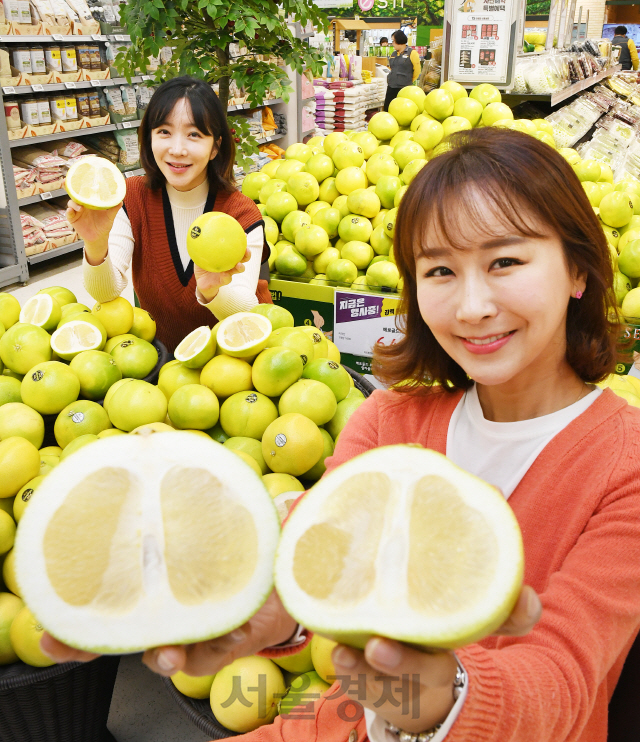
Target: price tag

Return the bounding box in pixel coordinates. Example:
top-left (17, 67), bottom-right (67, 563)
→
top-left (64, 81), bottom-right (76, 89)
top-left (41, 191), bottom-right (53, 200)
top-left (90, 80), bottom-right (101, 87)
top-left (114, 35), bottom-right (125, 41)
top-left (125, 170), bottom-right (136, 177)
top-left (31, 84), bottom-right (44, 92)
top-left (2, 86), bottom-right (15, 94)
top-left (122, 121), bottom-right (132, 128)
top-left (52, 34), bottom-right (64, 41)
top-left (143, 75), bottom-right (152, 81)
top-left (91, 34), bottom-right (104, 41)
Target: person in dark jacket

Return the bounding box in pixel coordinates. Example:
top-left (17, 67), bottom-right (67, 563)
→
top-left (612, 26), bottom-right (639, 71)
top-left (383, 30), bottom-right (422, 111)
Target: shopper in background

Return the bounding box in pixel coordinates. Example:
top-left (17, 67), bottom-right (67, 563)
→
top-left (383, 30), bottom-right (421, 111)
top-left (612, 25), bottom-right (639, 71)
top-left (69, 75), bottom-right (271, 353)
top-left (379, 36), bottom-right (389, 46)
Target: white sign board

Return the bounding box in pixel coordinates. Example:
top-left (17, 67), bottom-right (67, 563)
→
top-left (333, 291), bottom-right (402, 358)
top-left (444, 0), bottom-right (521, 86)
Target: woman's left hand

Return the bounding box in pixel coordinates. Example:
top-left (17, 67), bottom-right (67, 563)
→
top-left (330, 585), bottom-right (543, 733)
top-left (194, 248), bottom-right (251, 303)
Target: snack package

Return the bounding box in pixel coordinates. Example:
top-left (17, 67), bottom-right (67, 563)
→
top-left (65, 0), bottom-right (92, 22)
top-left (135, 83), bottom-right (154, 111)
top-left (22, 202), bottom-right (74, 238)
top-left (99, 86), bottom-right (126, 115)
top-left (50, 0), bottom-right (76, 24)
top-left (114, 129), bottom-right (139, 165)
top-left (120, 85), bottom-right (136, 115)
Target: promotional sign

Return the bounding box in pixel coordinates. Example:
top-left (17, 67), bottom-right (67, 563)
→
top-left (443, 0), bottom-right (520, 86)
top-left (334, 291), bottom-right (402, 358)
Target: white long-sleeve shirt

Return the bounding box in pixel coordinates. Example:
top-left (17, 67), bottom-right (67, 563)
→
top-left (82, 179), bottom-right (264, 321)
top-left (365, 383), bottom-right (601, 741)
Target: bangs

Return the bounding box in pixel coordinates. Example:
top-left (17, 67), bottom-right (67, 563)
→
top-left (147, 91), bottom-right (216, 138)
top-left (416, 179), bottom-right (548, 259)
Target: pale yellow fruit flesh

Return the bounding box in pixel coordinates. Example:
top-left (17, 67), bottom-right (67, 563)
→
top-left (221, 319), bottom-right (267, 349)
top-left (43, 467), bottom-right (143, 612)
top-left (161, 467), bottom-right (258, 604)
top-left (52, 322), bottom-right (102, 354)
top-left (293, 472), bottom-right (388, 606)
top-left (20, 295), bottom-right (53, 326)
top-left (408, 475), bottom-right (497, 615)
top-left (292, 471), bottom-right (501, 619)
top-left (67, 160), bottom-right (123, 208)
top-left (43, 465), bottom-right (262, 613)
top-left (175, 329), bottom-right (209, 360)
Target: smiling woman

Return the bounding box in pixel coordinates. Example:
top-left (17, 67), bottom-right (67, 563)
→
top-left (48, 129), bottom-right (640, 742)
top-left (376, 128), bottom-right (616, 400)
top-left (70, 76), bottom-right (272, 353)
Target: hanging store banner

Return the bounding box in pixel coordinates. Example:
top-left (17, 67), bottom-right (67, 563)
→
top-left (314, 0), bottom-right (354, 7)
top-left (330, 1), bottom-right (445, 32)
top-left (443, 0), bottom-right (521, 86)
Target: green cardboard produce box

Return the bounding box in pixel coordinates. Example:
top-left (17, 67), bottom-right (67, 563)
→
top-left (268, 277), bottom-right (401, 385)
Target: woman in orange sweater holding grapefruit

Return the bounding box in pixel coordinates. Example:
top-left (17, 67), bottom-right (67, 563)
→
top-left (45, 128), bottom-right (640, 742)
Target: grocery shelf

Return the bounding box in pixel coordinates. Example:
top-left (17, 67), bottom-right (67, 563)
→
top-left (27, 239), bottom-right (83, 264)
top-left (0, 35), bottom-right (108, 42)
top-left (0, 263), bottom-right (25, 287)
top-left (503, 64), bottom-right (622, 107)
top-left (3, 76), bottom-right (145, 96)
top-left (115, 119), bottom-right (141, 130)
top-left (255, 133), bottom-right (285, 144)
top-left (17, 168), bottom-right (144, 206)
top-left (10, 122), bottom-right (121, 147)
top-left (228, 98), bottom-right (283, 111)
top-left (302, 96), bottom-right (315, 104)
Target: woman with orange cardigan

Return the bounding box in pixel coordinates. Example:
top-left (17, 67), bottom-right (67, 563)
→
top-left (45, 129), bottom-right (640, 742)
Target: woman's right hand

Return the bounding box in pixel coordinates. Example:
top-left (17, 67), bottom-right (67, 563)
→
top-left (40, 588), bottom-right (298, 678)
top-left (66, 199), bottom-right (122, 246)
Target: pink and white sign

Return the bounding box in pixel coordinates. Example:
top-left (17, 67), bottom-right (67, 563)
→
top-left (358, 0), bottom-right (375, 10)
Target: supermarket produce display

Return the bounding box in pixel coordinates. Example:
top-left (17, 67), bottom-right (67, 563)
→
top-left (4, 1), bottom-right (640, 735)
top-left (254, 81), bottom-right (562, 293)
top-left (0, 281), bottom-right (531, 736)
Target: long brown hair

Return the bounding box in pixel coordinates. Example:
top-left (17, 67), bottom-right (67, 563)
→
top-left (373, 128), bottom-right (618, 392)
top-left (139, 76), bottom-right (236, 192)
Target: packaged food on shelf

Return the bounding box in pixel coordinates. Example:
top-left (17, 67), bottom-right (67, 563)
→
top-left (20, 208), bottom-right (47, 254)
top-left (523, 28), bottom-right (547, 50)
top-left (135, 82), bottom-right (154, 115)
top-left (12, 145), bottom-right (67, 191)
top-left (13, 163), bottom-right (37, 196)
top-left (82, 129), bottom-right (140, 168)
top-left (22, 200), bottom-right (74, 240)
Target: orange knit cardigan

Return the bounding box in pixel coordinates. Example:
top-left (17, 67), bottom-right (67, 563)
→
top-left (251, 386), bottom-right (640, 742)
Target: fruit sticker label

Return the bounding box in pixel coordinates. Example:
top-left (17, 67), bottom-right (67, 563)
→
top-left (444, 0), bottom-right (520, 85)
top-left (334, 291), bottom-right (402, 358)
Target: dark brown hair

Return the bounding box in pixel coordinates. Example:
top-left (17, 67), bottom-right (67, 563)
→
top-left (373, 127), bottom-right (618, 392)
top-left (139, 76), bottom-right (236, 192)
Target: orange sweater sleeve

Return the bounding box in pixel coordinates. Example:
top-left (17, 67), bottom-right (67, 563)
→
top-left (447, 410), bottom-right (640, 741)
